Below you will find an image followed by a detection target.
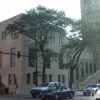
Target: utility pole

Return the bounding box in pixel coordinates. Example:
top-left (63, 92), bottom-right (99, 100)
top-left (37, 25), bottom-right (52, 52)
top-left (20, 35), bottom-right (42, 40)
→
top-left (35, 34), bottom-right (38, 86)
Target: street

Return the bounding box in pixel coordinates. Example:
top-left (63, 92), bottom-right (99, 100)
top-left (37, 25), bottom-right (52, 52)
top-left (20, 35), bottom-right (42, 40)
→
top-left (0, 91), bottom-right (94, 100)
top-left (0, 95), bottom-right (92, 100)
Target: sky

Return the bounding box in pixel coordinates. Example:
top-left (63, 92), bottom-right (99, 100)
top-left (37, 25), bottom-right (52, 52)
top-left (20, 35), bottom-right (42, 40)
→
top-left (0, 0), bottom-right (81, 22)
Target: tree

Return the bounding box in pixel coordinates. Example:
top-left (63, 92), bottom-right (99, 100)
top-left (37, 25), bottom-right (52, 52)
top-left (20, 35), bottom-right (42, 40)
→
top-left (6, 5), bottom-right (70, 83)
top-left (61, 18), bottom-right (100, 88)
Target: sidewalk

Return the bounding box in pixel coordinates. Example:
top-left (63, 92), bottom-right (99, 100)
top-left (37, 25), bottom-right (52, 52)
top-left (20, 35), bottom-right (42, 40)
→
top-left (0, 93), bottom-right (32, 99)
top-left (10, 93), bottom-right (31, 97)
top-left (74, 90), bottom-right (83, 95)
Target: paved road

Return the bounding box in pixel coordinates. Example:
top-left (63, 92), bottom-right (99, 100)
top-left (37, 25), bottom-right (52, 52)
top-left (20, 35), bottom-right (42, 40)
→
top-left (0, 91), bottom-right (94, 100)
top-left (75, 91), bottom-right (92, 100)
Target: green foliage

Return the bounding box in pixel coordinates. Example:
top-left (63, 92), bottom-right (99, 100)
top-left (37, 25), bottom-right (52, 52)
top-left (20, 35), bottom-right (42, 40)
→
top-left (43, 49), bottom-right (59, 62)
top-left (62, 60), bottom-right (84, 69)
top-left (61, 18), bottom-right (100, 69)
top-left (6, 5), bottom-right (70, 82)
top-left (6, 5), bottom-right (70, 57)
top-left (61, 18), bottom-right (100, 88)
top-left (6, 5), bottom-right (70, 43)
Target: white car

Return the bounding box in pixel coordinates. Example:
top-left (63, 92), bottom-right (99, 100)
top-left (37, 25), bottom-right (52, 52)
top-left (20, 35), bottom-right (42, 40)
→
top-left (30, 82), bottom-right (61, 98)
top-left (96, 90), bottom-right (100, 100)
top-left (83, 84), bottom-right (100, 95)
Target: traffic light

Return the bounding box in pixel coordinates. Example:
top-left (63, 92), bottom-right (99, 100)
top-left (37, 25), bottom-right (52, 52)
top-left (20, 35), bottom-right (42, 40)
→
top-left (17, 51), bottom-right (20, 58)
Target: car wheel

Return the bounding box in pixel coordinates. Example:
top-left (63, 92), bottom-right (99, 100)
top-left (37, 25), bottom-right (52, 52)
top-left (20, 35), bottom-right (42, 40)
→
top-left (32, 94), bottom-right (36, 98)
top-left (54, 94), bottom-right (59, 100)
top-left (69, 93), bottom-right (74, 99)
top-left (83, 93), bottom-right (86, 95)
top-left (42, 97), bottom-right (45, 100)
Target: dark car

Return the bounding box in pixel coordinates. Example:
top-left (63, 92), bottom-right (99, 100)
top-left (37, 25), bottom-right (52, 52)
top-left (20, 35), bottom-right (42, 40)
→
top-left (30, 82), bottom-right (61, 98)
top-left (39, 86), bottom-right (74, 100)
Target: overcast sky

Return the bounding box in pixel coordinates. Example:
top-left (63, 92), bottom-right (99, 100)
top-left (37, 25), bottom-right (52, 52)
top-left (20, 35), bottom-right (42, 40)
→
top-left (0, 0), bottom-right (81, 22)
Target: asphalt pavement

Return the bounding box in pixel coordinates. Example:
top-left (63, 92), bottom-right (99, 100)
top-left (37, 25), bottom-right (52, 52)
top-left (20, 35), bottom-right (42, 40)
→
top-left (75, 90), bottom-right (83, 95)
top-left (0, 93), bottom-right (35, 100)
top-left (0, 90), bottom-right (92, 100)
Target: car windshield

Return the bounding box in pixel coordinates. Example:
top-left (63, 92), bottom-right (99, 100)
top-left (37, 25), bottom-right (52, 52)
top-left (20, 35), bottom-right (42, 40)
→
top-left (87, 85), bottom-right (97, 88)
top-left (38, 82), bottom-right (49, 87)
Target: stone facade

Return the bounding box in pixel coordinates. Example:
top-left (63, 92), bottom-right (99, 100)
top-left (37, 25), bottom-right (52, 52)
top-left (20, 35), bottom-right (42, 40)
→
top-left (0, 14), bottom-right (69, 93)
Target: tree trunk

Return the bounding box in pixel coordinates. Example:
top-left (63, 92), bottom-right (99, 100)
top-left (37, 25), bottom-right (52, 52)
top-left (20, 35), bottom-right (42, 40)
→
top-left (69, 68), bottom-right (74, 88)
top-left (40, 44), bottom-right (46, 83)
top-left (42, 58), bottom-right (46, 83)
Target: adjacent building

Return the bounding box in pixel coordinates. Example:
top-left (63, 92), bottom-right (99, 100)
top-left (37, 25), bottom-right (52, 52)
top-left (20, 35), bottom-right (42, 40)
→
top-left (79, 0), bottom-right (100, 89)
top-left (0, 14), bottom-right (70, 93)
top-left (80, 0), bottom-right (100, 19)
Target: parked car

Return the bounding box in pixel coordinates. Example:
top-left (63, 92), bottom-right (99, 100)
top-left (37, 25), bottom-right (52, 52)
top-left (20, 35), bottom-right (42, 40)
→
top-left (39, 86), bottom-right (74, 100)
top-left (83, 84), bottom-right (100, 96)
top-left (95, 89), bottom-right (100, 100)
top-left (30, 82), bottom-right (61, 98)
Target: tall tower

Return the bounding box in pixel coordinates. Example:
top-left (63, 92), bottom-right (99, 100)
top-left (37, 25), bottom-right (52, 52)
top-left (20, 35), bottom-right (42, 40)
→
top-left (80, 0), bottom-right (100, 19)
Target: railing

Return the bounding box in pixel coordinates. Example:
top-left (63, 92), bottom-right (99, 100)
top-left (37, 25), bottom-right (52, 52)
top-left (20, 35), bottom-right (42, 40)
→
top-left (79, 69), bottom-right (100, 88)
top-left (74, 74), bottom-right (91, 84)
